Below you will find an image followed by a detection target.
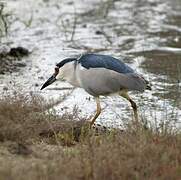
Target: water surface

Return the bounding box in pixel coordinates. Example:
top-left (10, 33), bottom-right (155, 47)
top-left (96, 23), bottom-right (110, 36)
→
top-left (1, 0), bottom-right (180, 128)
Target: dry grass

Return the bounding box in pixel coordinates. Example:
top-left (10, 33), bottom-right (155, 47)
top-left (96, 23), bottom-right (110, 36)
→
top-left (0, 93), bottom-right (180, 180)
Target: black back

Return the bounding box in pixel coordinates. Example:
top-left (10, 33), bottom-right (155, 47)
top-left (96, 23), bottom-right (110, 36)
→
top-left (78, 54), bottom-right (134, 74)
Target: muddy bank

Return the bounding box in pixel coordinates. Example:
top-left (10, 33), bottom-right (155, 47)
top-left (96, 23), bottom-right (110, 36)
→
top-left (0, 46), bottom-right (29, 74)
top-left (0, 93), bottom-right (180, 180)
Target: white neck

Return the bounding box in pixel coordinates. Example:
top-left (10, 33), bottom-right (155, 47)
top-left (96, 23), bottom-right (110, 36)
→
top-left (60, 61), bottom-right (80, 87)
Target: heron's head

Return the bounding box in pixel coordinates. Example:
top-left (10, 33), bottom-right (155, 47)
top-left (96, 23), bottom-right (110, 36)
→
top-left (40, 58), bottom-right (76, 90)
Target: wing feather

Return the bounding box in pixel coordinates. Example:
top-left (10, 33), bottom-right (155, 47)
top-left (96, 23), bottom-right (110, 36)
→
top-left (78, 54), bottom-right (134, 74)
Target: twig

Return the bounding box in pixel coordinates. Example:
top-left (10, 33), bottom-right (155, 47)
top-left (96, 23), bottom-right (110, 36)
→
top-left (70, 5), bottom-right (77, 42)
top-left (0, 3), bottom-right (8, 36)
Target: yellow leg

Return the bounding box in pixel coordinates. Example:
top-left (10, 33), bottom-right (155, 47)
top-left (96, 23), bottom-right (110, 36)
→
top-left (119, 90), bottom-right (138, 123)
top-left (90, 97), bottom-right (101, 127)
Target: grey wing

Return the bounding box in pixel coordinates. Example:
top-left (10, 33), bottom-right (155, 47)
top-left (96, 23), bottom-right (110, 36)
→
top-left (77, 67), bottom-right (147, 96)
top-left (119, 73), bottom-right (148, 92)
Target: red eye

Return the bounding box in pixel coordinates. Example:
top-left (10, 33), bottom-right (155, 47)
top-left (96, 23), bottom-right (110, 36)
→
top-left (54, 67), bottom-right (59, 75)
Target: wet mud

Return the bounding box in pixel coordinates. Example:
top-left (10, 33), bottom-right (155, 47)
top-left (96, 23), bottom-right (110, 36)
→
top-left (0, 0), bottom-right (180, 127)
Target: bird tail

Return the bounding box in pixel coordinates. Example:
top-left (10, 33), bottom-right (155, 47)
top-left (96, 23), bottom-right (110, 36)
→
top-left (139, 76), bottom-right (152, 90)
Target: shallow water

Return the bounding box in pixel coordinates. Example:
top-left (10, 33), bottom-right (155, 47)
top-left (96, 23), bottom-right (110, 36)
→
top-left (0, 0), bottom-right (180, 128)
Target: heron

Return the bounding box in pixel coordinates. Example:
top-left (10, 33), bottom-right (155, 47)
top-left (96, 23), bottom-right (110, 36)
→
top-left (41, 53), bottom-right (151, 126)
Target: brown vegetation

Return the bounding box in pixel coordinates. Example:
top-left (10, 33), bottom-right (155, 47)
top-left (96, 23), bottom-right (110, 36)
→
top-left (0, 93), bottom-right (180, 180)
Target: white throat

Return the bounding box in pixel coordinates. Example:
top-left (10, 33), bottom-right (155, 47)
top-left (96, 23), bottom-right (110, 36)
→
top-left (57, 61), bottom-right (80, 87)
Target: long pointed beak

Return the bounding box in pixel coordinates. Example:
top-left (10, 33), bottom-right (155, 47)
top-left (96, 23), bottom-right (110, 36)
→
top-left (41, 75), bottom-right (56, 90)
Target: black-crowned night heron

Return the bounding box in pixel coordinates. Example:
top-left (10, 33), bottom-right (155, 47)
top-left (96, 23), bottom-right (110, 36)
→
top-left (41, 53), bottom-right (151, 126)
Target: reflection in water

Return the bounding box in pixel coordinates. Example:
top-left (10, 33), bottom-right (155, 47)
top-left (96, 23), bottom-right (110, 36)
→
top-left (140, 50), bottom-right (180, 109)
top-left (79, 0), bottom-right (181, 120)
top-left (1, 0), bottom-right (181, 127)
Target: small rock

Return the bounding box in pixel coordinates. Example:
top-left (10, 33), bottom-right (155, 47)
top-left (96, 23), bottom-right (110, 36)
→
top-left (3, 86), bottom-right (8, 91)
top-left (15, 62), bottom-right (26, 67)
top-left (82, 24), bottom-right (87, 28)
top-left (39, 76), bottom-right (44, 80)
top-left (95, 30), bottom-right (103, 35)
top-left (9, 47), bottom-right (30, 57)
